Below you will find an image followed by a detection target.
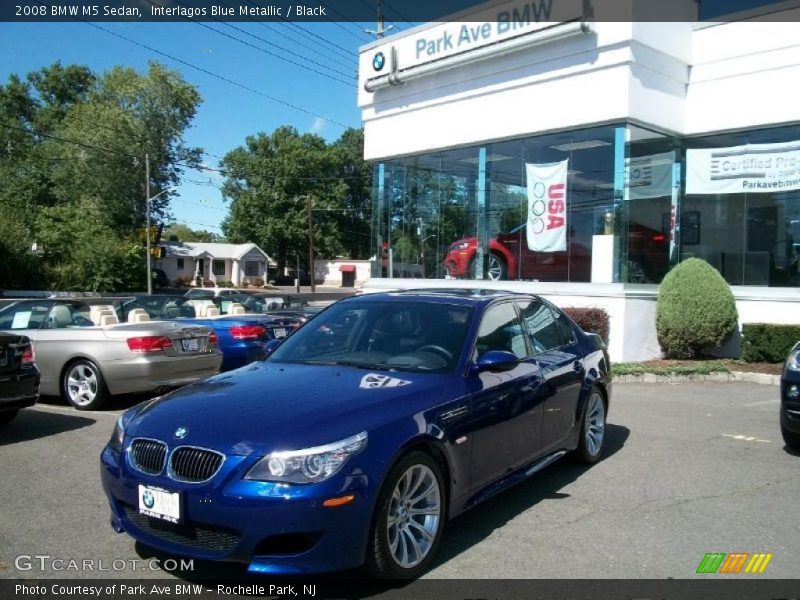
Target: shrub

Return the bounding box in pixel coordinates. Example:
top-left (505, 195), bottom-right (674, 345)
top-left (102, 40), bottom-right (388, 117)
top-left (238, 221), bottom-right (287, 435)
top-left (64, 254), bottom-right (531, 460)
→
top-left (247, 277), bottom-right (265, 288)
top-left (217, 280), bottom-right (234, 288)
top-left (741, 323), bottom-right (800, 363)
top-left (173, 276), bottom-right (193, 288)
top-left (563, 307), bottom-right (610, 344)
top-left (656, 258), bottom-right (738, 358)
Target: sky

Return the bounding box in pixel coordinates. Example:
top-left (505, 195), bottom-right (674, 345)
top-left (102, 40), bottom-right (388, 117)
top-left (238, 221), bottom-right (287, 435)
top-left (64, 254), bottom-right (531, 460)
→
top-left (0, 20), bottom-right (385, 234)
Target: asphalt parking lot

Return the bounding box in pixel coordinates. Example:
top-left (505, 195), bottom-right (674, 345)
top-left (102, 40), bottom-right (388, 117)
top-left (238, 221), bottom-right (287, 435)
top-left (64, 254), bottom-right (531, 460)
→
top-left (0, 382), bottom-right (797, 580)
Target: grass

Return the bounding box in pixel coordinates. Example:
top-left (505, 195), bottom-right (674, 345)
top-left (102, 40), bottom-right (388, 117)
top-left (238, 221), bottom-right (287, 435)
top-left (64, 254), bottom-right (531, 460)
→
top-left (612, 360), bottom-right (731, 377)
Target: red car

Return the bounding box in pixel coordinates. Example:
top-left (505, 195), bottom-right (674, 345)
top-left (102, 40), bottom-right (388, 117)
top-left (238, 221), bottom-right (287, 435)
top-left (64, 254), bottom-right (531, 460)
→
top-left (444, 223), bottom-right (669, 282)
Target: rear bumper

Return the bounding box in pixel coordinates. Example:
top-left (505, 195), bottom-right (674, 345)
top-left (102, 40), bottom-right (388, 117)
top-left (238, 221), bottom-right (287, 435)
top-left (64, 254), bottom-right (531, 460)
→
top-left (103, 352), bottom-right (223, 395)
top-left (0, 369), bottom-right (39, 412)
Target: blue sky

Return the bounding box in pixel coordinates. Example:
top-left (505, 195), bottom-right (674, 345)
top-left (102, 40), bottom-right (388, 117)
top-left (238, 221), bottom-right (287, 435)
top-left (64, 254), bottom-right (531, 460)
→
top-left (0, 21), bottom-right (378, 234)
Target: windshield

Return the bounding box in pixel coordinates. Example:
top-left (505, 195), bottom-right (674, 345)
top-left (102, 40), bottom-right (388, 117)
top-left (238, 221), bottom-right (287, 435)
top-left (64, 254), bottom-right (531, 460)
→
top-left (268, 300), bottom-right (473, 374)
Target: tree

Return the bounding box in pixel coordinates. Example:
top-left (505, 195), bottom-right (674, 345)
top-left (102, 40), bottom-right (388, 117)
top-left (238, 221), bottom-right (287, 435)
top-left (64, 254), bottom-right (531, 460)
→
top-left (163, 223), bottom-right (221, 243)
top-left (221, 126), bottom-right (371, 274)
top-left (0, 61), bottom-right (202, 291)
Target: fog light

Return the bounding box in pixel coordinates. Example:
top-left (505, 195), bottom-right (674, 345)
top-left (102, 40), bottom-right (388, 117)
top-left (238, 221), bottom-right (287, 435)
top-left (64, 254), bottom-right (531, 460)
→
top-left (788, 385), bottom-right (800, 399)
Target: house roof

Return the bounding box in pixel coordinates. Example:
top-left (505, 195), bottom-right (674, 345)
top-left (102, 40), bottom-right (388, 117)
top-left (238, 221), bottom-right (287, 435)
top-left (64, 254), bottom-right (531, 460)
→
top-left (164, 242), bottom-right (275, 264)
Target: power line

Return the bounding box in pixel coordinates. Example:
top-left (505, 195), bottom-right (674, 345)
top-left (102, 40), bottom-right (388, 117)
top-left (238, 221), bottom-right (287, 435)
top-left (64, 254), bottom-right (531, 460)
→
top-left (151, 0), bottom-right (355, 85)
top-left (216, 0), bottom-right (356, 72)
top-left (82, 22), bottom-right (352, 129)
top-left (382, 1), bottom-right (415, 27)
top-left (282, 21), bottom-right (356, 61)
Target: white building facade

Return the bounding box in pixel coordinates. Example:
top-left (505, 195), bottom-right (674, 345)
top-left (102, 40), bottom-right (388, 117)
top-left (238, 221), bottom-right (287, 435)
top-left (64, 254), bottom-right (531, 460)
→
top-left (357, 0), bottom-right (800, 361)
top-left (159, 242), bottom-right (275, 287)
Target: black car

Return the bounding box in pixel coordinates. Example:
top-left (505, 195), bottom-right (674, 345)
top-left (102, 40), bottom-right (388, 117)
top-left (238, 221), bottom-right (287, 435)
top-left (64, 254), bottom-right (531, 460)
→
top-left (0, 332), bottom-right (40, 424)
top-left (780, 342), bottom-right (800, 451)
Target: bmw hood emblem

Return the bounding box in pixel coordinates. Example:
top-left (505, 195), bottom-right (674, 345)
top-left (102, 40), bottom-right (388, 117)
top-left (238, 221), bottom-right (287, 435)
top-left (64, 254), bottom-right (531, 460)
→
top-left (174, 426), bottom-right (188, 439)
top-left (372, 51), bottom-right (385, 72)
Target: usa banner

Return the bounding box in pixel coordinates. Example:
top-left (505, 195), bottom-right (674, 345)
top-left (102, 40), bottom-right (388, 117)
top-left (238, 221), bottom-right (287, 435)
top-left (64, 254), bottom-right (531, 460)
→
top-left (526, 160), bottom-right (569, 252)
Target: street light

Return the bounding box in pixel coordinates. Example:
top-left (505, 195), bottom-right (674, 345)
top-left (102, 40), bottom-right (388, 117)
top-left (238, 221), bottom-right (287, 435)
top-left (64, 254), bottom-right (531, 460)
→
top-left (146, 186), bottom-right (177, 295)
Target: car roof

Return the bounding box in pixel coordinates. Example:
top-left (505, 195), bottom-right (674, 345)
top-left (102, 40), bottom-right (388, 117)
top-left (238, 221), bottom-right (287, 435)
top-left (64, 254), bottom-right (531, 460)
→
top-left (347, 288), bottom-right (534, 307)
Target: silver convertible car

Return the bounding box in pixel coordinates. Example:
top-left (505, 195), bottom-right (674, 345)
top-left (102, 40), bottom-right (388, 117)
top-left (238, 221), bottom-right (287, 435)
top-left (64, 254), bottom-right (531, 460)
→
top-left (0, 299), bottom-right (222, 410)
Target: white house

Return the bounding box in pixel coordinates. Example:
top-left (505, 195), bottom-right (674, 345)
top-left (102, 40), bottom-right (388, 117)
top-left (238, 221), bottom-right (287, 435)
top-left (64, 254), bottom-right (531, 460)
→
top-left (158, 242), bottom-right (276, 287)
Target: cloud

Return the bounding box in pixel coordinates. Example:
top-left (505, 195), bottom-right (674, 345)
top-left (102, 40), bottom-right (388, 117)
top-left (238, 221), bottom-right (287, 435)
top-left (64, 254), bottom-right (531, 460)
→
top-left (309, 117), bottom-right (326, 134)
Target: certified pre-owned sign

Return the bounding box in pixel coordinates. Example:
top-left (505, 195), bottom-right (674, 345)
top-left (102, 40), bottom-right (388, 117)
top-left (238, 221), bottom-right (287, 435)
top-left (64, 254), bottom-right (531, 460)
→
top-left (686, 140), bottom-right (800, 195)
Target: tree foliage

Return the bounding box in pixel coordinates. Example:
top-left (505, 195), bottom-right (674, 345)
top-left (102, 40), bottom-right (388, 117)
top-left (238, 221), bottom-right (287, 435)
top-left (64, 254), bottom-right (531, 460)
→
top-left (0, 61), bottom-right (202, 291)
top-left (220, 126), bottom-right (371, 273)
top-left (163, 223), bottom-right (222, 243)
top-left (656, 258), bottom-right (739, 358)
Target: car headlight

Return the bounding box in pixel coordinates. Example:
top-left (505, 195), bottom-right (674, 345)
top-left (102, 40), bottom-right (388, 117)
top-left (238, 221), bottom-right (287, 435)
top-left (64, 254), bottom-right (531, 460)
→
top-left (450, 242), bottom-right (470, 251)
top-left (786, 348), bottom-right (800, 371)
top-left (108, 415), bottom-right (126, 453)
top-left (244, 432), bottom-right (367, 484)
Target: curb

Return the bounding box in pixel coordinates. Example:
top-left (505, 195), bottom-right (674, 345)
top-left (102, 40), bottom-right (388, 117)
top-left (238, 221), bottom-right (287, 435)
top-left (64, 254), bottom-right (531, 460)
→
top-left (614, 371), bottom-right (780, 385)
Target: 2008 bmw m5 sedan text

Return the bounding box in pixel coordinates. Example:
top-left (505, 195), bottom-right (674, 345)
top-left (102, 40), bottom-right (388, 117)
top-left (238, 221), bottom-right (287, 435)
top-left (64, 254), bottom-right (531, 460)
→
top-left (100, 289), bottom-right (611, 578)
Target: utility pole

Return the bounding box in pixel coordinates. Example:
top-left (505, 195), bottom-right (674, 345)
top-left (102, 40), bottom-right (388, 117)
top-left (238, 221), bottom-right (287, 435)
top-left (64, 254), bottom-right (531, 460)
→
top-left (307, 195), bottom-right (316, 293)
top-left (145, 153), bottom-right (152, 295)
top-left (364, 0), bottom-right (393, 39)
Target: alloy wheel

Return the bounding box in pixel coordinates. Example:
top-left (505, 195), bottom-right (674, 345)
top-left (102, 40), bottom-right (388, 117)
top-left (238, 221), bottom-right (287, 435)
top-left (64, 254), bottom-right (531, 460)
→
top-left (386, 464), bottom-right (442, 569)
top-left (66, 363), bottom-right (98, 407)
top-left (487, 255), bottom-right (504, 280)
top-left (585, 391), bottom-right (606, 457)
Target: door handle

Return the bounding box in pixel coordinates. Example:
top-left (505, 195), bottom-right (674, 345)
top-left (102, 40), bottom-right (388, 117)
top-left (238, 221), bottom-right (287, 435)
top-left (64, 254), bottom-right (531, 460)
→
top-left (573, 360), bottom-right (583, 372)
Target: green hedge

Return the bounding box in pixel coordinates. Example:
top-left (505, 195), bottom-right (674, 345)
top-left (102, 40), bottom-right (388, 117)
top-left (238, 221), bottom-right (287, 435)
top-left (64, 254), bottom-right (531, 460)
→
top-left (562, 307), bottom-right (610, 344)
top-left (741, 323), bottom-right (800, 363)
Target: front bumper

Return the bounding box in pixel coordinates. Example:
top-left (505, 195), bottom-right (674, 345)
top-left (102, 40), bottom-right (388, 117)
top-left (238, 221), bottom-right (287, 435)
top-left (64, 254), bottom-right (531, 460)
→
top-left (103, 352), bottom-right (223, 396)
top-left (443, 251), bottom-right (472, 278)
top-left (781, 371), bottom-right (800, 434)
top-left (100, 443), bottom-right (377, 574)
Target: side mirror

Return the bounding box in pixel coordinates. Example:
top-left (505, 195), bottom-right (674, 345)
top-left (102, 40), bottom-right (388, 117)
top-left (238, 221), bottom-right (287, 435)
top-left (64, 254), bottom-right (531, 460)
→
top-left (474, 350), bottom-right (520, 373)
top-left (263, 338), bottom-right (282, 357)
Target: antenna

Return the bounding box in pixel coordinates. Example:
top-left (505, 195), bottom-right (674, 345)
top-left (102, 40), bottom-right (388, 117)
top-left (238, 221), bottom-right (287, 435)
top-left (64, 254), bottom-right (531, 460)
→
top-left (364, 0), bottom-right (394, 39)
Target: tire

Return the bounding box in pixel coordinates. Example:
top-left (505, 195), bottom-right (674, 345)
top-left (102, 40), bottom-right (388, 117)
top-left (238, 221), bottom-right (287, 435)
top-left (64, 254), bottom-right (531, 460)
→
top-left (573, 387), bottom-right (607, 464)
top-left (365, 451), bottom-right (447, 579)
top-left (0, 409), bottom-right (19, 425)
top-left (781, 424), bottom-right (800, 452)
top-left (469, 253), bottom-right (507, 281)
top-left (62, 359), bottom-right (110, 410)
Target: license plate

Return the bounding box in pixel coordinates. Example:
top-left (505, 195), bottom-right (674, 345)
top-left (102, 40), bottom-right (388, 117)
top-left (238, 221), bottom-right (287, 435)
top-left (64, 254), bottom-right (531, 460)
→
top-left (181, 338), bottom-right (199, 352)
top-left (273, 327), bottom-right (287, 339)
top-left (138, 484), bottom-right (181, 523)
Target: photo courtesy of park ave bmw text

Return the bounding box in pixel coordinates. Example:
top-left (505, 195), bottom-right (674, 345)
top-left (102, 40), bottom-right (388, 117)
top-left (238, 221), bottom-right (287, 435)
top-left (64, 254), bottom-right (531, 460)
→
top-left (1, 0), bottom-right (800, 598)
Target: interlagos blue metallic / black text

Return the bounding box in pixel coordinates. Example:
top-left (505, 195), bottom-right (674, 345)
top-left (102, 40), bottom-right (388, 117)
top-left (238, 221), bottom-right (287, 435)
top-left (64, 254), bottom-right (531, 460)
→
top-left (100, 289), bottom-right (612, 578)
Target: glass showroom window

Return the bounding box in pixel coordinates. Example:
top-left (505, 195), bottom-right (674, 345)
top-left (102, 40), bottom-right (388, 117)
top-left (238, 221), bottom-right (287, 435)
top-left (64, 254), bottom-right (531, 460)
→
top-left (622, 125), bottom-right (681, 284)
top-left (682, 124), bottom-right (800, 287)
top-left (482, 125), bottom-right (618, 282)
top-left (374, 146), bottom-right (479, 279)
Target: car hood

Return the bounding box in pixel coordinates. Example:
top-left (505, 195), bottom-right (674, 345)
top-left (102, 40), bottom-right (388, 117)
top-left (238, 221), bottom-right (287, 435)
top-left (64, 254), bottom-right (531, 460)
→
top-left (125, 362), bottom-right (451, 455)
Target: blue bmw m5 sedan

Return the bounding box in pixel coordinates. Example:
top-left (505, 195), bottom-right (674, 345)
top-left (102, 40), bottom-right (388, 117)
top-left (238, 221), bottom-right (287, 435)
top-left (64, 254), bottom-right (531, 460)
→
top-left (100, 289), bottom-right (611, 578)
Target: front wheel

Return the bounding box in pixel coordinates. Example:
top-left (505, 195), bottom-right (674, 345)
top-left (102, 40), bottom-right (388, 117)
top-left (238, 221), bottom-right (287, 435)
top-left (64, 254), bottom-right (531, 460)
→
top-left (366, 451), bottom-right (446, 579)
top-left (781, 424), bottom-right (800, 452)
top-left (573, 388), bottom-right (606, 464)
top-left (63, 360), bottom-right (109, 410)
top-left (469, 254), bottom-right (507, 281)
top-left (0, 409), bottom-right (19, 425)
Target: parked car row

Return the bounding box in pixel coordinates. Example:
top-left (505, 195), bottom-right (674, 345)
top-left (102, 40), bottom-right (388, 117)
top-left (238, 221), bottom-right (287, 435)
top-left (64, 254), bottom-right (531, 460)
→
top-left (0, 294), bottom-right (315, 410)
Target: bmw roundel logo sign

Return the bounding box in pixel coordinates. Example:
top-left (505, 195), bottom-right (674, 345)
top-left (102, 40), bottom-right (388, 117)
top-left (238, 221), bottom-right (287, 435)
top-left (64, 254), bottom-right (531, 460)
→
top-left (174, 426), bottom-right (188, 439)
top-left (372, 51), bottom-right (385, 72)
top-left (142, 490), bottom-right (155, 509)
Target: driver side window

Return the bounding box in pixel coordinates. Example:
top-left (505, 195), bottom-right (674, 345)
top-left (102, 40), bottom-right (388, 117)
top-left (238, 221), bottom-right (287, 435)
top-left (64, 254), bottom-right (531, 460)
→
top-left (475, 303), bottom-right (528, 359)
top-left (0, 302), bottom-right (52, 330)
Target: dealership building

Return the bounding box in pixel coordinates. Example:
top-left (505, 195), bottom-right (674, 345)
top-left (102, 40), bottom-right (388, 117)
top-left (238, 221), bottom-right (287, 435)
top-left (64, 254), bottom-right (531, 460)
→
top-left (357, 0), bottom-right (800, 361)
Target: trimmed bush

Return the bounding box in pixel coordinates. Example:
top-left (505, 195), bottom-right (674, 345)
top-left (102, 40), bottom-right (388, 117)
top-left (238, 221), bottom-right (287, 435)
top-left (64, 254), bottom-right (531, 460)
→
top-left (741, 323), bottom-right (800, 363)
top-left (656, 258), bottom-right (738, 358)
top-left (563, 307), bottom-right (610, 344)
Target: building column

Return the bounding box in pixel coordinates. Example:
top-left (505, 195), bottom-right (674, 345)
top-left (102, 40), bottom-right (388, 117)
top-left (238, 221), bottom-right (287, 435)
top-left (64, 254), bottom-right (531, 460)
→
top-left (474, 146), bottom-right (488, 279)
top-left (231, 259), bottom-right (241, 286)
top-left (612, 125), bottom-right (630, 283)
